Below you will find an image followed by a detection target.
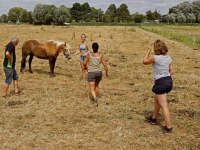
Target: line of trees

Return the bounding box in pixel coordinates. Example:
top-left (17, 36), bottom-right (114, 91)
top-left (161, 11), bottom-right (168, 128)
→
top-left (167, 0), bottom-right (200, 24)
top-left (0, 2), bottom-right (157, 25)
top-left (1, 1), bottom-right (200, 25)
top-left (0, 3), bottom-right (134, 24)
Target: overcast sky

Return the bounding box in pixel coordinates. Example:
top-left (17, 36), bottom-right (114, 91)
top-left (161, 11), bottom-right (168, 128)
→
top-left (0, 0), bottom-right (194, 16)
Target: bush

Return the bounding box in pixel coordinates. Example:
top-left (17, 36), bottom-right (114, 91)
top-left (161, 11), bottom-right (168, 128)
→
top-left (123, 20), bottom-right (127, 23)
top-left (85, 18), bottom-right (91, 22)
top-left (72, 20), bottom-right (76, 23)
top-left (91, 20), bottom-right (96, 23)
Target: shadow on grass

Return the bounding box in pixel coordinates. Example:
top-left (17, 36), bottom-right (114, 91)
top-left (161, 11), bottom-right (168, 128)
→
top-left (21, 69), bottom-right (73, 77)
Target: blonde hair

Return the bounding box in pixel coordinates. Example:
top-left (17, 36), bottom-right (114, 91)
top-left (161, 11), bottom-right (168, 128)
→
top-left (81, 34), bottom-right (86, 38)
top-left (154, 40), bottom-right (168, 55)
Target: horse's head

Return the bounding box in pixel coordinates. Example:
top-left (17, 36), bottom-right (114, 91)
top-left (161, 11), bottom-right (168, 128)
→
top-left (58, 43), bottom-right (72, 59)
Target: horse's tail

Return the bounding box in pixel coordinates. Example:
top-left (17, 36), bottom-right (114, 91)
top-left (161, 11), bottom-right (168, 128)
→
top-left (21, 42), bottom-right (26, 70)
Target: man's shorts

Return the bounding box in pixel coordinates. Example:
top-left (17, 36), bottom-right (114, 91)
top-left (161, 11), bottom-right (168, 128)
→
top-left (80, 55), bottom-right (86, 61)
top-left (87, 71), bottom-right (102, 82)
top-left (4, 67), bottom-right (19, 85)
top-left (152, 76), bottom-right (173, 95)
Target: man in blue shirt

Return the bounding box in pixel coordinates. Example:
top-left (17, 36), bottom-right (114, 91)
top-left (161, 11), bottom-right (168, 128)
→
top-left (3, 36), bottom-right (22, 98)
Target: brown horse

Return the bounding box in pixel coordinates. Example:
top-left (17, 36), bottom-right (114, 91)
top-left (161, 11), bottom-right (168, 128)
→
top-left (20, 40), bottom-right (71, 77)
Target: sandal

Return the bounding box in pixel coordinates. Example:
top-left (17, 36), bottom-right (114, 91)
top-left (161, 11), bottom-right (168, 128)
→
top-left (15, 90), bottom-right (23, 96)
top-left (2, 95), bottom-right (10, 98)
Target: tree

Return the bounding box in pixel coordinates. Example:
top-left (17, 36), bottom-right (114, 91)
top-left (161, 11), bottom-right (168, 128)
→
top-left (32, 4), bottom-right (48, 24)
top-left (53, 5), bottom-right (71, 25)
top-left (177, 13), bottom-right (186, 23)
top-left (146, 10), bottom-right (155, 20)
top-left (104, 10), bottom-right (112, 23)
top-left (82, 2), bottom-right (91, 20)
top-left (19, 10), bottom-right (28, 22)
top-left (153, 9), bottom-right (161, 19)
top-left (44, 13), bottom-right (53, 24)
top-left (44, 5), bottom-right (57, 25)
top-left (27, 11), bottom-right (33, 24)
top-left (187, 13), bottom-right (196, 23)
top-left (1, 14), bottom-right (8, 23)
top-left (192, 0), bottom-right (200, 19)
top-left (198, 14), bottom-right (200, 23)
top-left (169, 1), bottom-right (193, 16)
top-left (32, 4), bottom-right (57, 25)
top-left (90, 7), bottom-right (98, 21)
top-left (70, 3), bottom-right (83, 22)
top-left (116, 4), bottom-right (132, 22)
top-left (133, 13), bottom-right (144, 23)
top-left (90, 7), bottom-right (103, 22)
top-left (8, 7), bottom-right (25, 22)
top-left (166, 13), bottom-right (176, 24)
top-left (107, 4), bottom-right (117, 22)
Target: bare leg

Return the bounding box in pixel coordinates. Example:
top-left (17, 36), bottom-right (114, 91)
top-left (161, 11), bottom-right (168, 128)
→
top-left (89, 82), bottom-right (96, 99)
top-left (13, 80), bottom-right (19, 93)
top-left (95, 82), bottom-right (100, 97)
top-left (3, 84), bottom-right (9, 96)
top-left (157, 94), bottom-right (171, 128)
top-left (152, 94), bottom-right (160, 119)
top-left (80, 61), bottom-right (86, 80)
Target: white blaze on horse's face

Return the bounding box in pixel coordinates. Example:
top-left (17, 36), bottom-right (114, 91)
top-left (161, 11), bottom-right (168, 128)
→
top-left (64, 43), bottom-right (71, 54)
top-left (63, 43), bottom-right (72, 59)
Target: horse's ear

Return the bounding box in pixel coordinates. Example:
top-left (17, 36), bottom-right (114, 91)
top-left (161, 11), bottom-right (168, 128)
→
top-left (65, 42), bottom-right (66, 46)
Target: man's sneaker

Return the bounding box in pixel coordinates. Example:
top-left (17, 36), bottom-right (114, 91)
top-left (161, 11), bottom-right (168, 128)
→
top-left (162, 126), bottom-right (173, 133)
top-left (145, 115), bottom-right (157, 125)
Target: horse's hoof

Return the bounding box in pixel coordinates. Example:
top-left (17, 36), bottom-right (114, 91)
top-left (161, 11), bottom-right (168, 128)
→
top-left (29, 71), bottom-right (33, 74)
top-left (50, 74), bottom-right (56, 78)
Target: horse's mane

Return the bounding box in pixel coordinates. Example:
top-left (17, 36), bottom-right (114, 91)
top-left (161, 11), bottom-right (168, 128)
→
top-left (47, 40), bottom-right (65, 49)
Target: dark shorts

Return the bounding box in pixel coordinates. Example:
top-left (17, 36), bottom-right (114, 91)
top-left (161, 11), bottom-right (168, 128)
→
top-left (80, 55), bottom-right (86, 61)
top-left (152, 76), bottom-right (173, 95)
top-left (87, 71), bottom-right (102, 82)
top-left (4, 67), bottom-right (19, 85)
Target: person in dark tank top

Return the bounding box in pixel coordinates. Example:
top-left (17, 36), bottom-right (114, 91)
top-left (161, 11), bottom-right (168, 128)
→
top-left (72, 34), bottom-right (91, 81)
top-left (143, 40), bottom-right (174, 133)
top-left (83, 43), bottom-right (108, 107)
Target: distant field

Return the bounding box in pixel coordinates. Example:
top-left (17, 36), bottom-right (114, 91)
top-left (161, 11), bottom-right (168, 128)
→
top-left (0, 25), bottom-right (199, 149)
top-left (140, 25), bottom-right (200, 48)
top-left (145, 25), bottom-right (200, 37)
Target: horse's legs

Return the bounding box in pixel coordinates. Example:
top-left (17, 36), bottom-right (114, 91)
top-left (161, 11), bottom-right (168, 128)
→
top-left (29, 53), bottom-right (34, 73)
top-left (52, 58), bottom-right (56, 75)
top-left (20, 53), bottom-right (28, 74)
top-left (49, 57), bottom-right (56, 77)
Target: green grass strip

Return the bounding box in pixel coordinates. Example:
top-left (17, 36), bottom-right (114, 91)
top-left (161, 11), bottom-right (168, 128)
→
top-left (139, 26), bottom-right (200, 48)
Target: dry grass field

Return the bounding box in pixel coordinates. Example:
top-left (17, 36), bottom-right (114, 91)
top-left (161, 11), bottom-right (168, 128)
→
top-left (0, 24), bottom-right (200, 149)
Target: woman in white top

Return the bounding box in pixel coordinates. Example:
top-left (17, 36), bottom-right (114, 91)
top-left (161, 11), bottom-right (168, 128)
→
top-left (143, 40), bottom-right (174, 133)
top-left (72, 34), bottom-right (91, 81)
